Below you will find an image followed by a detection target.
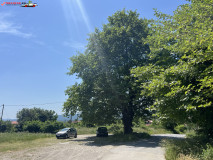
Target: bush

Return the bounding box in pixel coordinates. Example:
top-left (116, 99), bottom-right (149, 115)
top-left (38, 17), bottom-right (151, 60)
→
top-left (175, 125), bottom-right (187, 134)
top-left (161, 120), bottom-right (177, 133)
top-left (108, 121), bottom-right (123, 134)
top-left (22, 120), bottom-right (65, 133)
top-left (133, 118), bottom-right (146, 128)
top-left (201, 144), bottom-right (213, 160)
top-left (42, 121), bottom-right (64, 133)
top-left (0, 121), bottom-right (14, 132)
top-left (0, 125), bottom-right (6, 132)
top-left (23, 121), bottom-right (42, 133)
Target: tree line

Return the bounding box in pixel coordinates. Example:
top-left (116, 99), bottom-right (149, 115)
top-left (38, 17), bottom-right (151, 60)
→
top-left (64, 0), bottom-right (213, 136)
top-left (0, 107), bottom-right (64, 133)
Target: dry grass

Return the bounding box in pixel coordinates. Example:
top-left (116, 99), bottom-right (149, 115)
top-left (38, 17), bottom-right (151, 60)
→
top-left (177, 154), bottom-right (198, 160)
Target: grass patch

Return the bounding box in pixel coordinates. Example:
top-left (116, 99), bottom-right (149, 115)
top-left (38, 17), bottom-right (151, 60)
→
top-left (0, 132), bottom-right (56, 152)
top-left (0, 132), bottom-right (54, 143)
top-left (162, 135), bottom-right (213, 160)
top-left (75, 127), bottom-right (97, 135)
top-left (133, 126), bottom-right (173, 135)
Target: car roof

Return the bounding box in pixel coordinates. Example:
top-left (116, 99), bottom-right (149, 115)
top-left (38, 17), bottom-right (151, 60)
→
top-left (98, 127), bottom-right (107, 128)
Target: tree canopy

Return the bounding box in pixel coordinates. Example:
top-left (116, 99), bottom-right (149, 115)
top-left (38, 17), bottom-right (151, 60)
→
top-left (132, 0), bottom-right (213, 136)
top-left (17, 107), bottom-right (58, 124)
top-left (64, 0), bottom-right (213, 137)
top-left (64, 10), bottom-right (151, 134)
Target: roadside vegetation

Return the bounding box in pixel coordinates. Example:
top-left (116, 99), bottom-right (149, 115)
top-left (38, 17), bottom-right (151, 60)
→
top-left (163, 134), bottom-right (213, 160)
top-left (1, 0), bottom-right (212, 159)
top-left (0, 132), bottom-right (56, 152)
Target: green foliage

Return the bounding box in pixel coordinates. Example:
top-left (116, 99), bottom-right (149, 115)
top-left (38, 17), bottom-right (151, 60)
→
top-left (133, 117), bottom-right (146, 128)
top-left (201, 144), bottom-right (213, 160)
top-left (42, 121), bottom-right (65, 133)
top-left (23, 121), bottom-right (42, 133)
top-left (175, 125), bottom-right (187, 134)
top-left (161, 119), bottom-right (178, 133)
top-left (23, 120), bottom-right (65, 133)
top-left (163, 136), bottom-right (213, 160)
top-left (132, 0), bottom-right (213, 137)
top-left (64, 9), bottom-right (151, 134)
top-left (17, 107), bottom-right (58, 125)
top-left (0, 121), bottom-right (14, 132)
top-left (0, 132), bottom-right (53, 144)
top-left (108, 121), bottom-right (123, 134)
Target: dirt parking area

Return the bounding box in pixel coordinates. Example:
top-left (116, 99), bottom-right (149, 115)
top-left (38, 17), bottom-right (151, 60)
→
top-left (1, 134), bottom-right (185, 160)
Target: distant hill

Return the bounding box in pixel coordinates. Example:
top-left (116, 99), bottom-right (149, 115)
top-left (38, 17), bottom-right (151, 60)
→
top-left (3, 115), bottom-right (81, 122)
top-left (3, 118), bottom-right (17, 121)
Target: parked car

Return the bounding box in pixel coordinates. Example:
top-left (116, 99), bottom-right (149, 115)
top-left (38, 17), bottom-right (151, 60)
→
top-left (56, 128), bottom-right (77, 139)
top-left (96, 127), bottom-right (108, 137)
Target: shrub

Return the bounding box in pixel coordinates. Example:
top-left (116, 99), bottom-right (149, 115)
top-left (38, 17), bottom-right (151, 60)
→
top-left (23, 121), bottom-right (42, 133)
top-left (175, 125), bottom-right (187, 134)
top-left (133, 118), bottom-right (146, 128)
top-left (108, 121), bottom-right (123, 134)
top-left (163, 135), bottom-right (213, 160)
top-left (42, 121), bottom-right (64, 133)
top-left (0, 121), bottom-right (14, 132)
top-left (161, 120), bottom-right (177, 133)
top-left (201, 144), bottom-right (213, 160)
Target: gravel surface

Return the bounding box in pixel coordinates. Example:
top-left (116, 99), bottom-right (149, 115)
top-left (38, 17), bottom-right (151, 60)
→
top-left (1, 134), bottom-right (185, 160)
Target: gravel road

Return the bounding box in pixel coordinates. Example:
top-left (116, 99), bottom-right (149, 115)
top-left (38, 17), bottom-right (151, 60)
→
top-left (1, 134), bottom-right (185, 160)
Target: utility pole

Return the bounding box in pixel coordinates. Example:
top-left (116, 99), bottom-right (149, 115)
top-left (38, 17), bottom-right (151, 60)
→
top-left (0, 104), bottom-right (4, 126)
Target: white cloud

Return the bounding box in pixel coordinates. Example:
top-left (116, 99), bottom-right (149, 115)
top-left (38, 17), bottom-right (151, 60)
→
top-left (0, 12), bottom-right (32, 38)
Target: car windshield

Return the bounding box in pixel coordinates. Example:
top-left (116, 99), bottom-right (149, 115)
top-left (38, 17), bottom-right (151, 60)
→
top-left (98, 127), bottom-right (107, 131)
top-left (60, 128), bottom-right (69, 132)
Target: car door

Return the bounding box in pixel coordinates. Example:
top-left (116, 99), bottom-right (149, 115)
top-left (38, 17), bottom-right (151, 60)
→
top-left (70, 128), bottom-right (75, 137)
top-left (67, 129), bottom-right (72, 137)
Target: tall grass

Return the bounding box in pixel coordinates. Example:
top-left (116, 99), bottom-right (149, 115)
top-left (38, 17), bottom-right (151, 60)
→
top-left (0, 132), bottom-right (54, 143)
top-left (163, 136), bottom-right (213, 160)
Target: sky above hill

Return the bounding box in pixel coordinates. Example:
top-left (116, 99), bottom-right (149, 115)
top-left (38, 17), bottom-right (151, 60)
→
top-left (0, 0), bottom-right (188, 119)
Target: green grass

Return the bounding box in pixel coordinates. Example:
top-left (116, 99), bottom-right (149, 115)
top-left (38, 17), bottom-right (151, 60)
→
top-left (0, 132), bottom-right (54, 143)
top-left (133, 126), bottom-right (173, 135)
top-left (162, 136), bottom-right (213, 160)
top-left (75, 127), bottom-right (97, 135)
top-left (0, 132), bottom-right (56, 152)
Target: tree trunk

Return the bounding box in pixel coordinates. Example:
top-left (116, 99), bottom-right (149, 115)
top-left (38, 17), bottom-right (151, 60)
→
top-left (122, 106), bottom-right (134, 134)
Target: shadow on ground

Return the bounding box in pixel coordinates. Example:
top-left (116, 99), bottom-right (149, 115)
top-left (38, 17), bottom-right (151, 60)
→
top-left (67, 134), bottom-right (185, 148)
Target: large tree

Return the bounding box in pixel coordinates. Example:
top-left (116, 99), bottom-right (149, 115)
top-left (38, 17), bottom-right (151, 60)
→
top-left (132, 0), bottom-right (213, 136)
top-left (64, 10), bottom-right (151, 134)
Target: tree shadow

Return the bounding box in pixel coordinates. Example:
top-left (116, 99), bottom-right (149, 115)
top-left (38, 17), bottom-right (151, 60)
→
top-left (68, 134), bottom-right (185, 148)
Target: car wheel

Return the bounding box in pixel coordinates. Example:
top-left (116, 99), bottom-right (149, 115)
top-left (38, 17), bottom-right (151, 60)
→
top-left (65, 134), bottom-right (68, 139)
top-left (74, 133), bottom-right (77, 138)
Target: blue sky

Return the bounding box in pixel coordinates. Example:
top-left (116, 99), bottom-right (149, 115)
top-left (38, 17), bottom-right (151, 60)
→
top-left (0, 0), bottom-right (188, 119)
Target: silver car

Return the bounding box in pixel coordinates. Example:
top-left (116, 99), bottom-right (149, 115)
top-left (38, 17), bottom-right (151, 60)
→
top-left (56, 128), bottom-right (77, 139)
